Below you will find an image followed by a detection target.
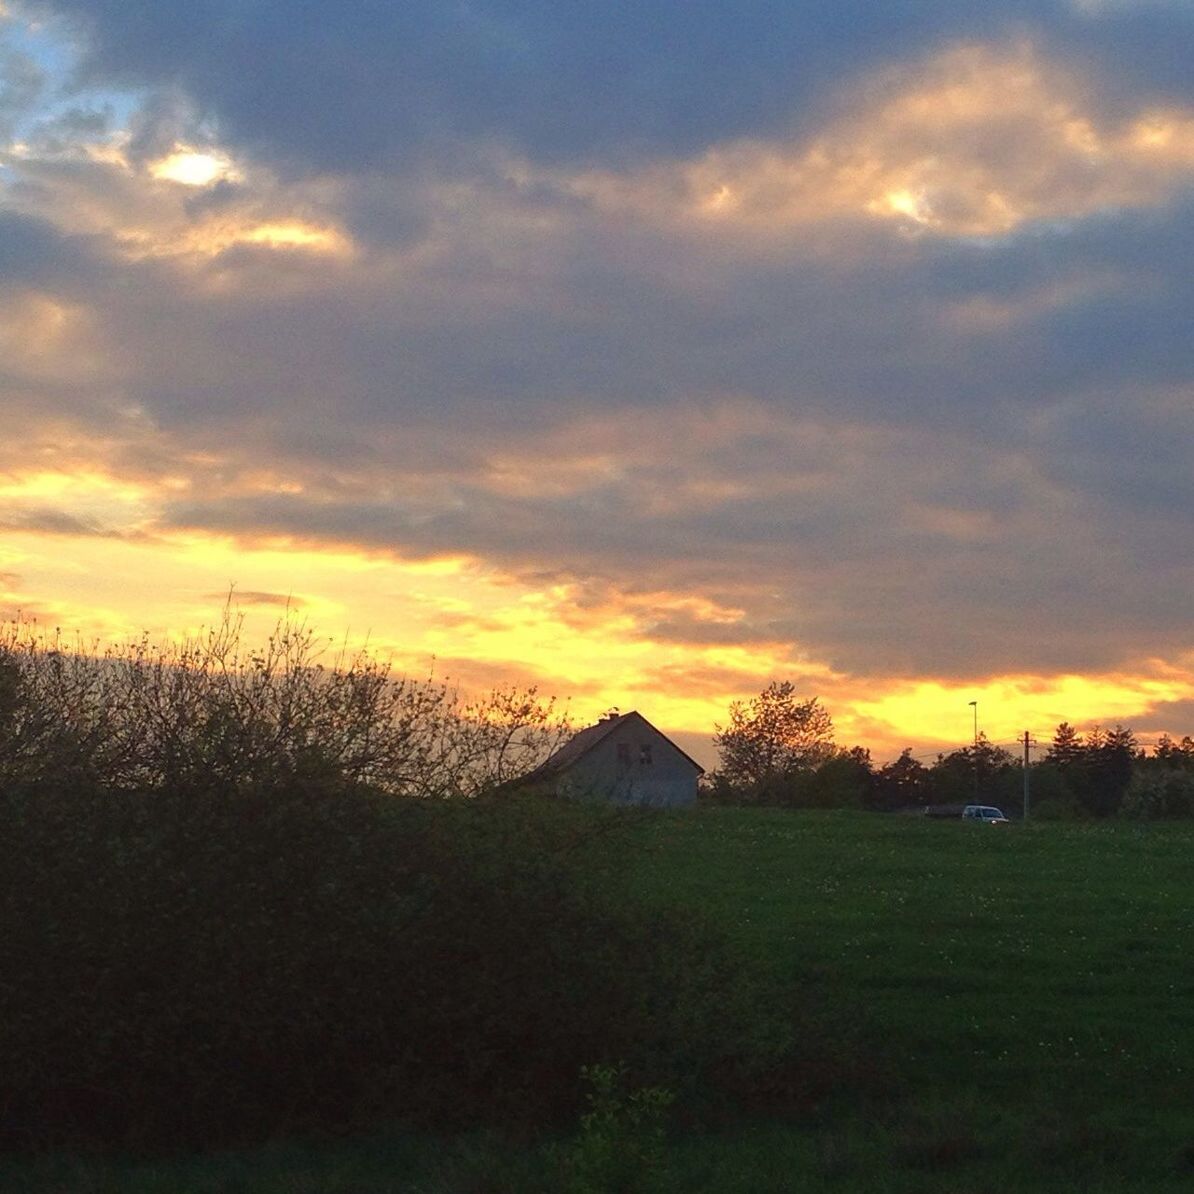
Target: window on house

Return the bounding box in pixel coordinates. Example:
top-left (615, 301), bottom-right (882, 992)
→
top-left (639, 744), bottom-right (653, 765)
top-left (617, 742), bottom-right (631, 768)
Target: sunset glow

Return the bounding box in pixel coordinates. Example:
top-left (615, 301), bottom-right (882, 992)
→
top-left (149, 148), bottom-right (239, 187)
top-left (1, 2), bottom-right (1192, 765)
top-left (2, 505), bottom-right (1191, 765)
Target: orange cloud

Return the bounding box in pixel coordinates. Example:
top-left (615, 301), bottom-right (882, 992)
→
top-left (562, 42), bottom-right (1194, 240)
top-left (4, 143), bottom-right (354, 264)
top-left (0, 293), bottom-right (114, 384)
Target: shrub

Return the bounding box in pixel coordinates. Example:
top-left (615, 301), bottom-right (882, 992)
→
top-left (0, 614), bottom-right (813, 1154)
top-left (0, 777), bottom-right (799, 1153)
top-left (549, 1064), bottom-right (676, 1194)
top-left (1121, 769), bottom-right (1194, 819)
top-left (0, 610), bottom-right (569, 799)
top-left (1031, 793), bottom-right (1084, 821)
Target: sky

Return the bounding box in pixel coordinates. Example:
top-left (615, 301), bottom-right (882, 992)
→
top-left (1, 0), bottom-right (1192, 764)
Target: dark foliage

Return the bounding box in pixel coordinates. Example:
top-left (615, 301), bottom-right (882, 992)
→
top-left (926, 735), bottom-right (1019, 809)
top-left (1153, 735), bottom-right (1194, 770)
top-left (0, 621), bottom-right (810, 1154)
top-left (1121, 767), bottom-right (1194, 819)
top-left (712, 682), bottom-right (835, 802)
top-left (1039, 723), bottom-right (1142, 817)
top-left (0, 780), bottom-right (797, 1153)
top-left (796, 749), bottom-right (875, 810)
top-left (870, 749), bottom-right (930, 810)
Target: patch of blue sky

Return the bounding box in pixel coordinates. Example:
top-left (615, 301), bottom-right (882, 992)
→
top-left (2, 3), bottom-right (138, 147)
top-left (4, 2), bottom-right (72, 80)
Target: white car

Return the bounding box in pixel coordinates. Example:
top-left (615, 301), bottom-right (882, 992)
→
top-left (962, 805), bottom-right (1010, 824)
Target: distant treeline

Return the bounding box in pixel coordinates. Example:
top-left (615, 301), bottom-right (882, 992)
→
top-left (707, 721), bottom-right (1194, 819)
top-left (704, 680), bottom-right (1194, 818)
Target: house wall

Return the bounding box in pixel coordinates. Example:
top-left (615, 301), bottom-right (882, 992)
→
top-left (557, 717), bottom-right (699, 807)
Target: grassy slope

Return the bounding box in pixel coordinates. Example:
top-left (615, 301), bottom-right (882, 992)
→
top-left (8, 808), bottom-right (1194, 1192)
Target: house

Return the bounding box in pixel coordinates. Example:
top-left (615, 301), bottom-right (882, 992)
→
top-left (519, 710), bottom-right (703, 807)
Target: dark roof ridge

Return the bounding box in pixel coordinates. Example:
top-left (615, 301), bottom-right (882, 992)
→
top-left (525, 709), bottom-right (704, 779)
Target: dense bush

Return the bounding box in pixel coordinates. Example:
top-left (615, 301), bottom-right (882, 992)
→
top-left (703, 750), bottom-right (875, 809)
top-left (0, 617), bottom-right (803, 1154)
top-left (1121, 768), bottom-right (1194, 819)
top-left (0, 779), bottom-right (795, 1151)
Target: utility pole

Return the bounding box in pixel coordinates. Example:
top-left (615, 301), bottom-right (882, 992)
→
top-left (1022, 730), bottom-right (1031, 822)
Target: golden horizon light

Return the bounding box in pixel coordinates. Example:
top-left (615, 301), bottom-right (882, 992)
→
top-left (0, 516), bottom-right (1190, 766)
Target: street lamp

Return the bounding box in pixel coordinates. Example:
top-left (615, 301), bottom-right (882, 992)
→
top-left (968, 700), bottom-right (979, 801)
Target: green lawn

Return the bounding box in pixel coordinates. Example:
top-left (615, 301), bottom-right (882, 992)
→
top-left (9, 809), bottom-right (1194, 1192)
top-left (631, 809), bottom-right (1194, 1191)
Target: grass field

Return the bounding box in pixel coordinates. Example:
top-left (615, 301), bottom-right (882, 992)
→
top-left (630, 808), bottom-right (1194, 1191)
top-left (8, 808), bottom-right (1194, 1192)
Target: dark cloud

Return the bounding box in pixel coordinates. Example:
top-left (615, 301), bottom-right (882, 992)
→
top-left (0, 208), bottom-right (98, 284)
top-left (1058, 7), bottom-right (1194, 116)
top-left (204, 590), bottom-right (306, 609)
top-left (123, 87), bottom-right (195, 165)
top-left (1041, 390), bottom-right (1194, 526)
top-left (1140, 700), bottom-right (1194, 738)
top-left (641, 616), bottom-right (785, 649)
top-left (149, 385), bottom-right (1192, 681)
top-left (31, 1), bottom-right (1194, 176)
top-left (24, 103), bottom-right (112, 153)
top-left (58, 182), bottom-right (1187, 449)
top-left (0, 506), bottom-right (107, 536)
top-left (2, 133), bottom-right (1188, 685)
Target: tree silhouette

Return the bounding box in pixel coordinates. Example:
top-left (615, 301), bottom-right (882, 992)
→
top-left (1047, 722), bottom-right (1084, 768)
top-left (713, 681), bottom-right (834, 801)
top-left (873, 748), bottom-right (930, 809)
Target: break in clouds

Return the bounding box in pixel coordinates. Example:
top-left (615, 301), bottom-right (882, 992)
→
top-left (0, 0), bottom-right (1192, 730)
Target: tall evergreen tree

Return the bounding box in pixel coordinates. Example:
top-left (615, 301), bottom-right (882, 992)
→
top-left (1156, 735), bottom-right (1194, 770)
top-left (1047, 722), bottom-right (1084, 768)
top-left (1082, 724), bottom-right (1137, 816)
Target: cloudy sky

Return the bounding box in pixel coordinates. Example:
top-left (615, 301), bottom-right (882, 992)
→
top-left (1, 0), bottom-right (1192, 761)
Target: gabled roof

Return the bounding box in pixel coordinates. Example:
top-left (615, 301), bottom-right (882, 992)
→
top-left (522, 710), bottom-right (704, 782)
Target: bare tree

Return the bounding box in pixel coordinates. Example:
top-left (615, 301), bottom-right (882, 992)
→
top-left (0, 606), bottom-right (568, 798)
